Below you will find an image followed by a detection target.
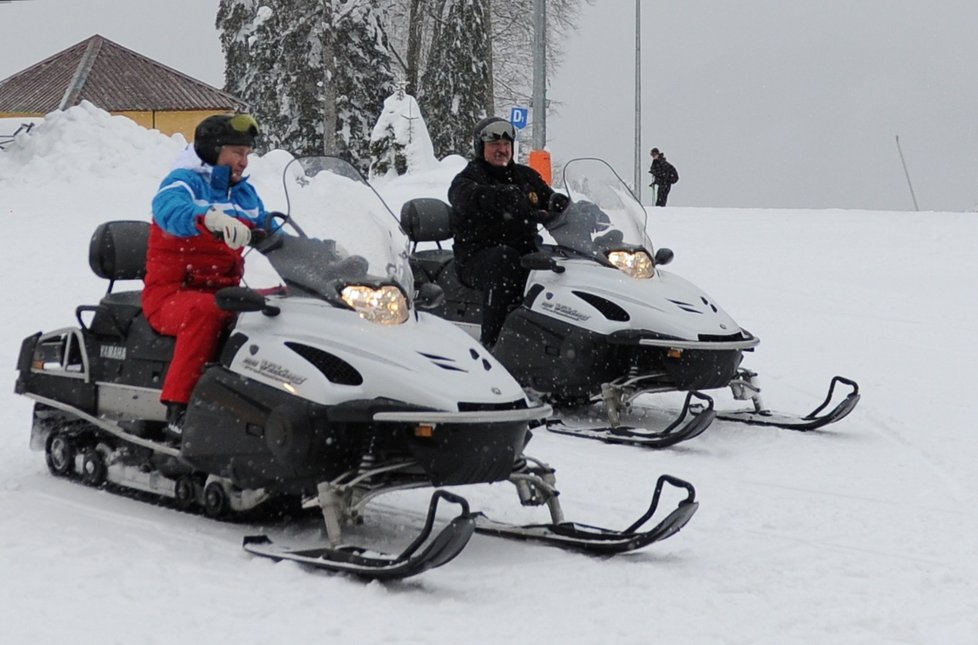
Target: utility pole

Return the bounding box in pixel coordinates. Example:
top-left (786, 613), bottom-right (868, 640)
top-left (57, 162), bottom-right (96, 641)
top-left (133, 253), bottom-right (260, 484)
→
top-left (532, 0), bottom-right (547, 150)
top-left (633, 0), bottom-right (642, 200)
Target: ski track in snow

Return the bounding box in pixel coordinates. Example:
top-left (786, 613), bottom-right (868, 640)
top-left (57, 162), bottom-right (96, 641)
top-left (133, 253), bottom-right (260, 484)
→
top-left (1, 118), bottom-right (977, 643)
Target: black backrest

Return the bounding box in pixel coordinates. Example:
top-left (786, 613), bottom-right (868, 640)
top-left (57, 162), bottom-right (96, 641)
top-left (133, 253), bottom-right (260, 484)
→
top-left (89, 220), bottom-right (150, 283)
top-left (400, 198), bottom-right (453, 243)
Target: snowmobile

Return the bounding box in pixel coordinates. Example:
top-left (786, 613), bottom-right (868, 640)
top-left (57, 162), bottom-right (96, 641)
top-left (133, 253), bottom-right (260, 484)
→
top-left (400, 157), bottom-right (860, 447)
top-left (14, 156), bottom-right (699, 580)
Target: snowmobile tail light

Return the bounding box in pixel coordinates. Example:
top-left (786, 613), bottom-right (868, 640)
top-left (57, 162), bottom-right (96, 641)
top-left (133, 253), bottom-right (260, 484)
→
top-left (607, 250), bottom-right (654, 279)
top-left (414, 424), bottom-right (435, 438)
top-left (340, 285), bottom-right (409, 325)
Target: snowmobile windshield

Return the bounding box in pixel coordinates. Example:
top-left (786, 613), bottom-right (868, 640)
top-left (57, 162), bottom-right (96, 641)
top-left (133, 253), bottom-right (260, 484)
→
top-left (546, 158), bottom-right (653, 260)
top-left (252, 156), bottom-right (414, 309)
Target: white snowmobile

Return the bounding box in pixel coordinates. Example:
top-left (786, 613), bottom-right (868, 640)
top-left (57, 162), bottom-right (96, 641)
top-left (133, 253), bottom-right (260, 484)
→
top-left (14, 156), bottom-right (698, 580)
top-left (401, 157), bottom-right (860, 447)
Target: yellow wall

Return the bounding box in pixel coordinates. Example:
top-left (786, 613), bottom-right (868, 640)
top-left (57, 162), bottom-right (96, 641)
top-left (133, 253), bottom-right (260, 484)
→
top-left (1, 109), bottom-right (233, 141)
top-left (115, 109), bottom-right (231, 140)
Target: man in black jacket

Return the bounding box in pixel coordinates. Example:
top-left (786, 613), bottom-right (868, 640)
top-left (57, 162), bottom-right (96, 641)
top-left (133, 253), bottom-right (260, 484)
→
top-left (648, 147), bottom-right (679, 206)
top-left (448, 117), bottom-right (568, 349)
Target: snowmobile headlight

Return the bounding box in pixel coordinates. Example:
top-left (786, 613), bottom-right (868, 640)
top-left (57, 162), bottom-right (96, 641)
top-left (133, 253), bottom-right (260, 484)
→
top-left (340, 284), bottom-right (409, 325)
top-left (607, 250), bottom-right (654, 279)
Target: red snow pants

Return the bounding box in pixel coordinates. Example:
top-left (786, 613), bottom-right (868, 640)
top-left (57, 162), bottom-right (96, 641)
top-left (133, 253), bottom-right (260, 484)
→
top-left (146, 290), bottom-right (235, 404)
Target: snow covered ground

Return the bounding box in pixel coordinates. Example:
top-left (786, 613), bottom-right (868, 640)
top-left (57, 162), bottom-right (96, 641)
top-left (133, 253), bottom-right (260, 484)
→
top-left (1, 105), bottom-right (976, 644)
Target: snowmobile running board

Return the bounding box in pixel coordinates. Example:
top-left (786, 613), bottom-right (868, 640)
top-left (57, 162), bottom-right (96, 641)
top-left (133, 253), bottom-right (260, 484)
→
top-left (713, 375), bottom-right (860, 431)
top-left (545, 390), bottom-right (715, 448)
top-left (473, 474), bottom-right (698, 554)
top-left (242, 490), bottom-right (475, 580)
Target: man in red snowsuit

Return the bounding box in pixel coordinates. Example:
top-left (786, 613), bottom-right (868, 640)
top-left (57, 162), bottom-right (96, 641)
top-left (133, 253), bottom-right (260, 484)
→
top-left (143, 114), bottom-right (267, 439)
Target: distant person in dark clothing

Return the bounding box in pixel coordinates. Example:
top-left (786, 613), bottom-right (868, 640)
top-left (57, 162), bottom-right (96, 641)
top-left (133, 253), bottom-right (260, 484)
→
top-left (448, 117), bottom-right (569, 349)
top-left (648, 148), bottom-right (679, 206)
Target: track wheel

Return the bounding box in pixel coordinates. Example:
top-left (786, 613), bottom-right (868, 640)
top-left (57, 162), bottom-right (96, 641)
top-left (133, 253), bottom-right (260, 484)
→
top-left (45, 433), bottom-right (76, 477)
top-left (174, 476), bottom-right (198, 510)
top-left (203, 481), bottom-right (230, 519)
top-left (80, 450), bottom-right (107, 487)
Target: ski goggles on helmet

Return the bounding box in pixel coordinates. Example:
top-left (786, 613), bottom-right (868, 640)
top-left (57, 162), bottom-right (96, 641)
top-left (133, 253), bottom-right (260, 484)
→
top-left (229, 113), bottom-right (260, 137)
top-left (479, 120), bottom-right (515, 143)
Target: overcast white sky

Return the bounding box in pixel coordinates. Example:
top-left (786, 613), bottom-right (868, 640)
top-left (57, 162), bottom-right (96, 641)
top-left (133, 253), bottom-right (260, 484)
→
top-left (2, 0), bottom-right (977, 211)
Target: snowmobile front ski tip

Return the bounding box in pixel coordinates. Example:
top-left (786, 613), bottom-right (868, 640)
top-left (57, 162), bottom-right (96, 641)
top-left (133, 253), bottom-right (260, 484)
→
top-left (243, 490), bottom-right (475, 580)
top-left (715, 375), bottom-right (860, 431)
top-left (546, 390), bottom-right (715, 448)
top-left (473, 474), bottom-right (698, 554)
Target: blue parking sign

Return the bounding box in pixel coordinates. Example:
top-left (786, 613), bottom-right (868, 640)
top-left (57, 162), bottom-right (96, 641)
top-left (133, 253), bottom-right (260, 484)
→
top-left (510, 107), bottom-right (529, 129)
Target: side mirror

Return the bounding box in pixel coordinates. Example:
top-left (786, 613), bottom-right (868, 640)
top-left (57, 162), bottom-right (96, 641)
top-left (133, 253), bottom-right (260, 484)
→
top-left (521, 251), bottom-right (565, 274)
top-left (415, 282), bottom-right (445, 310)
top-left (654, 248), bottom-right (674, 266)
top-left (216, 287), bottom-right (280, 317)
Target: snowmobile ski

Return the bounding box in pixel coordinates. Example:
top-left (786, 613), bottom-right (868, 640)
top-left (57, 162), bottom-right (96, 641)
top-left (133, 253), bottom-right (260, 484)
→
top-left (242, 490), bottom-right (475, 580)
top-left (473, 474), bottom-right (698, 554)
top-left (545, 391), bottom-right (715, 448)
top-left (714, 375), bottom-right (860, 431)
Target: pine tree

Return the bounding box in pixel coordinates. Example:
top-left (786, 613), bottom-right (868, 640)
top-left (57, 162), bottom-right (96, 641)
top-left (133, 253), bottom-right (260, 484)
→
top-left (419, 0), bottom-right (494, 158)
top-left (217, 0), bottom-right (395, 173)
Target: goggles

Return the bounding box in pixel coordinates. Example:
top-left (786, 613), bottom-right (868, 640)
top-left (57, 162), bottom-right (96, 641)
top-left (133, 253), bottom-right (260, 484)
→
top-left (229, 113), bottom-right (260, 136)
top-left (479, 120), bottom-right (515, 143)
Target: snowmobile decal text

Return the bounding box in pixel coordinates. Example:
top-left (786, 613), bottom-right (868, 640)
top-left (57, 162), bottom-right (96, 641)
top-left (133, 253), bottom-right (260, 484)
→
top-left (540, 301), bottom-right (591, 322)
top-left (100, 345), bottom-right (126, 360)
top-left (241, 357), bottom-right (308, 386)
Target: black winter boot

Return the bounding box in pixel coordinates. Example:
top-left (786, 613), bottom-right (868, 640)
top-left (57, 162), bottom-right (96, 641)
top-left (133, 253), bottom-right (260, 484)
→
top-left (164, 402), bottom-right (187, 443)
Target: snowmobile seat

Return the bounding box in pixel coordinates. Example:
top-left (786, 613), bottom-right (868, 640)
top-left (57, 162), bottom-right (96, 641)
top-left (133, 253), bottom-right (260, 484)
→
top-left (400, 198), bottom-right (455, 282)
top-left (79, 220), bottom-right (150, 338)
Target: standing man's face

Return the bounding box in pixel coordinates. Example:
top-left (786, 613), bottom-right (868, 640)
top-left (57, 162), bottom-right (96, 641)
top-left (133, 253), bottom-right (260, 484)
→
top-left (484, 139), bottom-right (513, 167)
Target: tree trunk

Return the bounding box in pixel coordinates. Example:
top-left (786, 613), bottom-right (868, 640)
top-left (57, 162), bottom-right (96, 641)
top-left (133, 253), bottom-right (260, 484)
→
top-left (406, 0), bottom-right (424, 94)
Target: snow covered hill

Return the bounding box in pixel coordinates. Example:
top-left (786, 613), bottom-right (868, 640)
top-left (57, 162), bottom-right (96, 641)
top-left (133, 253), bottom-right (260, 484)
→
top-left (1, 105), bottom-right (976, 645)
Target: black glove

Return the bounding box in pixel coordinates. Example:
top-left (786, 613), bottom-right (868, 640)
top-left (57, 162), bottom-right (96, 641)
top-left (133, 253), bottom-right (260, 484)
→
top-left (528, 210), bottom-right (559, 226)
top-left (548, 193), bottom-right (570, 213)
top-left (577, 200), bottom-right (611, 233)
top-left (496, 184), bottom-right (530, 218)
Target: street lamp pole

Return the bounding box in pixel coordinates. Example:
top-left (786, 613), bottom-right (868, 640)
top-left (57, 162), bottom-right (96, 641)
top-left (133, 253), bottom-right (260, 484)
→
top-left (634, 0), bottom-right (642, 200)
top-left (532, 0), bottom-right (547, 150)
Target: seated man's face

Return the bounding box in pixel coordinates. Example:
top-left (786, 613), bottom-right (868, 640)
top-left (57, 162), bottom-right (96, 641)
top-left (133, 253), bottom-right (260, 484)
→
top-left (217, 145), bottom-right (253, 183)
top-left (483, 139), bottom-right (512, 167)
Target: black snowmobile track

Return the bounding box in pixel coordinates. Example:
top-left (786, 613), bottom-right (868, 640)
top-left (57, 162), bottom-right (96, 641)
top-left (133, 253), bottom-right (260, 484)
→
top-left (545, 391), bottom-right (715, 448)
top-left (473, 474), bottom-right (698, 554)
top-left (713, 375), bottom-right (860, 431)
top-left (242, 490), bottom-right (475, 580)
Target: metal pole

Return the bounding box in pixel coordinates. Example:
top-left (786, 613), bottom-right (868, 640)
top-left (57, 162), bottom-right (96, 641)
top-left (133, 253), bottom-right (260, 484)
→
top-left (634, 0), bottom-right (642, 199)
top-left (532, 0), bottom-right (547, 150)
top-left (895, 135), bottom-right (919, 211)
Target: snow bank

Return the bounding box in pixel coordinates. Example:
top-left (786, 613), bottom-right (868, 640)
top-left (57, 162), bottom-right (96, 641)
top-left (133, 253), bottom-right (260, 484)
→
top-left (0, 101), bottom-right (185, 187)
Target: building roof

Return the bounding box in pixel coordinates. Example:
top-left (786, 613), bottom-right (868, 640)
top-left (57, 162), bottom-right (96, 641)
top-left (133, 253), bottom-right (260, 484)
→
top-left (0, 34), bottom-right (246, 113)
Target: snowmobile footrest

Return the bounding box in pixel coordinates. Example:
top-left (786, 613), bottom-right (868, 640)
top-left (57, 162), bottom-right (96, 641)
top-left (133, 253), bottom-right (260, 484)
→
top-left (716, 375), bottom-right (860, 431)
top-left (473, 474), bottom-right (698, 554)
top-left (546, 390), bottom-right (715, 448)
top-left (242, 490), bottom-right (475, 579)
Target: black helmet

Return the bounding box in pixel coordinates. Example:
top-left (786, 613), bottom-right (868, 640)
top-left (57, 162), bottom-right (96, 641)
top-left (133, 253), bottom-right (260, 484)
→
top-left (193, 113), bottom-right (259, 165)
top-left (472, 116), bottom-right (515, 159)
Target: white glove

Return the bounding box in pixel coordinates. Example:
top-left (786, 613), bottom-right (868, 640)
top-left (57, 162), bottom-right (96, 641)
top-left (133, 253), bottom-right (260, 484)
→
top-left (203, 207), bottom-right (251, 250)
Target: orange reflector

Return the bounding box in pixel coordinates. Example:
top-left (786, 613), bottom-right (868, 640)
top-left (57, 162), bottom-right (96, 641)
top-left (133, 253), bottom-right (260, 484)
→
top-left (667, 348), bottom-right (683, 359)
top-left (414, 424), bottom-right (435, 438)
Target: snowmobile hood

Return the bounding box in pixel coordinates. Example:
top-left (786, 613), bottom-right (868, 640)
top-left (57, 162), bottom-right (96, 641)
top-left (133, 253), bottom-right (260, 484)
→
top-left (526, 259), bottom-right (752, 344)
top-left (228, 297), bottom-right (532, 413)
